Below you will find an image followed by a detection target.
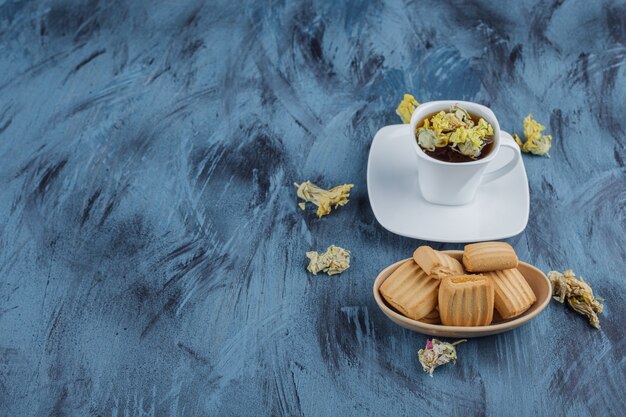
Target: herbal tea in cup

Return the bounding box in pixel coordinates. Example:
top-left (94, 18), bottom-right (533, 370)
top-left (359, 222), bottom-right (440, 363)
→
top-left (415, 106), bottom-right (495, 163)
top-left (407, 101), bottom-right (521, 206)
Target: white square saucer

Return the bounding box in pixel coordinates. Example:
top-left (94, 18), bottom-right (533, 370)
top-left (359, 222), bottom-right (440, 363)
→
top-left (366, 125), bottom-right (529, 243)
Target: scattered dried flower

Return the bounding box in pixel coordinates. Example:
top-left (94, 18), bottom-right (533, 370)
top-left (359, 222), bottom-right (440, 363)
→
top-left (418, 338), bottom-right (466, 377)
top-left (396, 94), bottom-right (420, 124)
top-left (513, 114), bottom-right (552, 157)
top-left (548, 269), bottom-right (604, 329)
top-left (295, 181), bottom-right (354, 218)
top-left (306, 245), bottom-right (351, 276)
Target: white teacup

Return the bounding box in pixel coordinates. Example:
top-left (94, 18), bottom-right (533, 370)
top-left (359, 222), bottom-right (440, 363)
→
top-left (409, 100), bottom-right (521, 206)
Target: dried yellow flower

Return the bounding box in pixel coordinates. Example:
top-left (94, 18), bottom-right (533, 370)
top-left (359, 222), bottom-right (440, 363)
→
top-left (306, 245), bottom-right (351, 276)
top-left (294, 181), bottom-right (354, 218)
top-left (513, 114), bottom-right (552, 157)
top-left (548, 269), bottom-right (604, 329)
top-left (396, 94), bottom-right (420, 124)
top-left (445, 118), bottom-right (494, 157)
top-left (430, 111), bottom-right (454, 134)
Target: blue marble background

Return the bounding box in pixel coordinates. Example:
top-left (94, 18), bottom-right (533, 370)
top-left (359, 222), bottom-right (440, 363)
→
top-left (0, 0), bottom-right (625, 416)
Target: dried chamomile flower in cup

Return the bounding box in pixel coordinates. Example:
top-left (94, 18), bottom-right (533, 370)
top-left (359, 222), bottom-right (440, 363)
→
top-left (430, 111), bottom-right (454, 133)
top-left (417, 128), bottom-right (438, 151)
top-left (548, 269), bottom-right (604, 329)
top-left (418, 338), bottom-right (467, 377)
top-left (513, 114), bottom-right (552, 157)
top-left (450, 104), bottom-right (474, 128)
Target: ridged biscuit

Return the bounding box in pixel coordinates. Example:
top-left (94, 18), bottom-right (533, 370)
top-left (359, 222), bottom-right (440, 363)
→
top-left (463, 242), bottom-right (519, 272)
top-left (484, 268), bottom-right (536, 319)
top-left (379, 260), bottom-right (440, 321)
top-left (439, 275), bottom-right (494, 326)
top-left (418, 308), bottom-right (441, 324)
top-left (412, 246), bottom-right (465, 279)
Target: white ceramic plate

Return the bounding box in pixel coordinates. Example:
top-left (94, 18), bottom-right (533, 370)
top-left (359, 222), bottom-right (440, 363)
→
top-left (367, 125), bottom-right (529, 243)
top-left (372, 251), bottom-right (552, 338)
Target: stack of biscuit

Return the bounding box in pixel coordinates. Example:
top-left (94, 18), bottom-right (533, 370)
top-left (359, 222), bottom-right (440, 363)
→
top-left (379, 242), bottom-right (536, 326)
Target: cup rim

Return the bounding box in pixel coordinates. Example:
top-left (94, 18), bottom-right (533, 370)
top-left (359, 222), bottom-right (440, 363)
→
top-left (409, 100), bottom-right (501, 166)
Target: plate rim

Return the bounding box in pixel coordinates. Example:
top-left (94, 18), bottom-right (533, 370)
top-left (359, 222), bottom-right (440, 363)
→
top-left (372, 251), bottom-right (552, 335)
top-left (366, 124), bottom-right (530, 243)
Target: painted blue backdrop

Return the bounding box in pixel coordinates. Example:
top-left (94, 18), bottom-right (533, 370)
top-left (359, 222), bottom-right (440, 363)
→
top-left (0, 1), bottom-right (624, 416)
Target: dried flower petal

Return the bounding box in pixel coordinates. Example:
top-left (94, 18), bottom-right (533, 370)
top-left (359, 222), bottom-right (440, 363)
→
top-left (306, 245), bottom-right (351, 276)
top-left (396, 94), bottom-right (420, 124)
top-left (418, 338), bottom-right (466, 377)
top-left (430, 111), bottom-right (454, 134)
top-left (514, 114), bottom-right (552, 157)
top-left (417, 128), bottom-right (438, 151)
top-left (294, 181), bottom-right (354, 218)
top-left (451, 105), bottom-right (474, 127)
top-left (548, 269), bottom-right (604, 329)
top-left (456, 139), bottom-right (481, 157)
top-left (443, 113), bottom-right (466, 130)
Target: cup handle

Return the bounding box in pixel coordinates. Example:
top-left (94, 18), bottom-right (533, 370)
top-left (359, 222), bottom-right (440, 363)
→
top-left (481, 131), bottom-right (521, 184)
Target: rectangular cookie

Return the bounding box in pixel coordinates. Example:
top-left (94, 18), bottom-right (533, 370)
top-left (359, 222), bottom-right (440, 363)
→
top-left (484, 268), bottom-right (536, 319)
top-left (413, 246), bottom-right (464, 279)
top-left (379, 260), bottom-right (440, 321)
top-left (463, 241), bottom-right (519, 272)
top-left (438, 275), bottom-right (494, 326)
top-left (418, 308), bottom-right (441, 324)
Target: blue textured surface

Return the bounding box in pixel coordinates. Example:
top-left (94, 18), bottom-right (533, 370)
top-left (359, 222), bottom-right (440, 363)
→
top-left (1, 1), bottom-right (625, 416)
